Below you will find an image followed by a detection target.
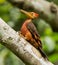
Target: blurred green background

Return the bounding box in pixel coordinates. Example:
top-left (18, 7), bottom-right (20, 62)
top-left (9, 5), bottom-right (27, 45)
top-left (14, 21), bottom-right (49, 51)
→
top-left (0, 0), bottom-right (58, 65)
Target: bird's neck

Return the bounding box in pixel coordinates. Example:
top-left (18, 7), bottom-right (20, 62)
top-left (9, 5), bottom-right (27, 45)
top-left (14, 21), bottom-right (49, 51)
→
top-left (24, 19), bottom-right (32, 25)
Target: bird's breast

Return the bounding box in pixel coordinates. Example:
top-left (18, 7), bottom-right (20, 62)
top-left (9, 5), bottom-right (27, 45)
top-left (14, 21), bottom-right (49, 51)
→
top-left (21, 24), bottom-right (28, 36)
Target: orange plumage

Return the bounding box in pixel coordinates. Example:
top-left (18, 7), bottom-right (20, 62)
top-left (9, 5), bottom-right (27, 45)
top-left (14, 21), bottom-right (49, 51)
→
top-left (20, 10), bottom-right (48, 59)
top-left (20, 19), bottom-right (42, 48)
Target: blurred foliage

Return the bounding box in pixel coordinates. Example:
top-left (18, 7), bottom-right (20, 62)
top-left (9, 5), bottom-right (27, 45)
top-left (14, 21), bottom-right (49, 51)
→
top-left (0, 0), bottom-right (58, 65)
top-left (47, 0), bottom-right (58, 5)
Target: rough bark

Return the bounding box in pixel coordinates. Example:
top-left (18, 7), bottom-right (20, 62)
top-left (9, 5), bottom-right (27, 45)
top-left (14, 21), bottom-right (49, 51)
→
top-left (7, 0), bottom-right (58, 32)
top-left (0, 18), bottom-right (54, 65)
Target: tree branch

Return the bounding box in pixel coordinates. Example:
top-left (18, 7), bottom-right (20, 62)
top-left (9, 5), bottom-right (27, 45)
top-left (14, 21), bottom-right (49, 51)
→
top-left (7, 0), bottom-right (58, 32)
top-left (0, 18), bottom-right (54, 65)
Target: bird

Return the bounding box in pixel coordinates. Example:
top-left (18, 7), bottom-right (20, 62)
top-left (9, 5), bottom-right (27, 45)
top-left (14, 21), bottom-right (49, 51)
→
top-left (19, 9), bottom-right (48, 59)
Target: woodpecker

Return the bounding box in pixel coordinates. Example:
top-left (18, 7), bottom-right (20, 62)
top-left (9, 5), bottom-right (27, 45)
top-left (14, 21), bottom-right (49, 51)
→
top-left (20, 9), bottom-right (48, 59)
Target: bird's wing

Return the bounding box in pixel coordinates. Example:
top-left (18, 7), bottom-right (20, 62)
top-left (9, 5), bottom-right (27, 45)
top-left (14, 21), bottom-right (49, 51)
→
top-left (27, 22), bottom-right (42, 48)
top-left (27, 22), bottom-right (48, 59)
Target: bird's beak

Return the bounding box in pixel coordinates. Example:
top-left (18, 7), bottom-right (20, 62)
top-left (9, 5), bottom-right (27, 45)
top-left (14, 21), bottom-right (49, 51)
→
top-left (20, 9), bottom-right (37, 19)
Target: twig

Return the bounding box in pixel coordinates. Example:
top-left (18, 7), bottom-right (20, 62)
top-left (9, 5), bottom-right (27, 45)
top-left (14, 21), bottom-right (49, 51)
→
top-left (0, 18), bottom-right (54, 65)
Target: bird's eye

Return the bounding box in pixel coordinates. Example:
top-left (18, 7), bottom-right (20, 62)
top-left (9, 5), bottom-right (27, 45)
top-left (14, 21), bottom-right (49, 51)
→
top-left (31, 12), bottom-right (34, 16)
top-left (30, 12), bottom-right (35, 18)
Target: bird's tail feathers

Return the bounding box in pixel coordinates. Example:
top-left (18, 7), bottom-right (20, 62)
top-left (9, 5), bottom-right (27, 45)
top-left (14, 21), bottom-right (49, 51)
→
top-left (38, 47), bottom-right (48, 60)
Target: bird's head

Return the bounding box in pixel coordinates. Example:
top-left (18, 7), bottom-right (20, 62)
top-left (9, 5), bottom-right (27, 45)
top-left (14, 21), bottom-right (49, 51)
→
top-left (20, 9), bottom-right (39, 19)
